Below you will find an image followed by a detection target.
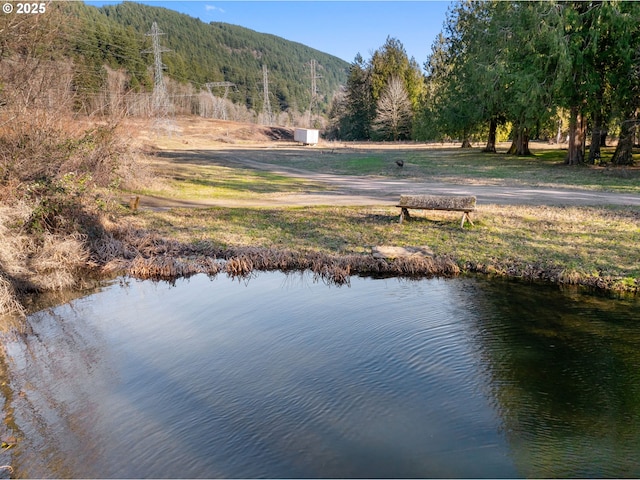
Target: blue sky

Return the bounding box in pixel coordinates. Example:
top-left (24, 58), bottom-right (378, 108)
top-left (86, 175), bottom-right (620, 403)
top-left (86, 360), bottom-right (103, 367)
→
top-left (84, 1), bottom-right (453, 67)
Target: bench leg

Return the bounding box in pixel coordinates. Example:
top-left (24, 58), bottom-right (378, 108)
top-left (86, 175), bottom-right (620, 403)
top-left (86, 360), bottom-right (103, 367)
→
top-left (399, 207), bottom-right (410, 224)
top-left (460, 212), bottom-right (474, 228)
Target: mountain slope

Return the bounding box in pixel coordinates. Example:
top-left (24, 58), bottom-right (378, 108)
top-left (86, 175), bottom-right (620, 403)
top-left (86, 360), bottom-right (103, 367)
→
top-left (66, 1), bottom-right (349, 115)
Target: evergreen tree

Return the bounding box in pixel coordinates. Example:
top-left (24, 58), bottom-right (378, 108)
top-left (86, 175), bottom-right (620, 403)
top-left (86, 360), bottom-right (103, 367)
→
top-left (495, 1), bottom-right (565, 156)
top-left (340, 54), bottom-right (375, 140)
top-left (370, 37), bottom-right (424, 109)
top-left (606, 1), bottom-right (640, 165)
top-left (423, 0), bottom-right (639, 164)
top-left (423, 4), bottom-right (490, 147)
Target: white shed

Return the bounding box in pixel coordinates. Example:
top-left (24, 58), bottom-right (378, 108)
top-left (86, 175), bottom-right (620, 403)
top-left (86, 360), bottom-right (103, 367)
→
top-left (294, 128), bottom-right (319, 145)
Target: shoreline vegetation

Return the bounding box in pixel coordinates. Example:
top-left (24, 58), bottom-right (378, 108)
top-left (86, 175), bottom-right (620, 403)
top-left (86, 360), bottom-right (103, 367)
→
top-left (102, 200), bottom-right (639, 293)
top-left (1, 118), bottom-right (639, 318)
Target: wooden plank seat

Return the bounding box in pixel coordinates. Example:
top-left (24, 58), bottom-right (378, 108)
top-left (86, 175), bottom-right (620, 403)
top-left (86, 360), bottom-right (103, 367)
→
top-left (396, 194), bottom-right (476, 228)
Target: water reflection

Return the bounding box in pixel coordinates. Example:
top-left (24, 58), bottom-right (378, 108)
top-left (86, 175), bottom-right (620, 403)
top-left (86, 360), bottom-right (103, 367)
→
top-left (2, 298), bottom-right (116, 478)
top-left (0, 273), bottom-right (638, 478)
top-left (472, 280), bottom-right (640, 477)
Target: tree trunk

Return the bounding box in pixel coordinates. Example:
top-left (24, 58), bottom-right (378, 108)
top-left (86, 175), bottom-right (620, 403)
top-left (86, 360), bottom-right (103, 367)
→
top-left (506, 126), bottom-right (530, 155)
top-left (482, 117), bottom-right (497, 153)
top-left (611, 118), bottom-right (636, 166)
top-left (599, 122), bottom-right (608, 147)
top-left (566, 105), bottom-right (585, 165)
top-left (460, 128), bottom-right (472, 148)
top-left (556, 119), bottom-right (563, 144)
top-left (588, 111), bottom-right (601, 165)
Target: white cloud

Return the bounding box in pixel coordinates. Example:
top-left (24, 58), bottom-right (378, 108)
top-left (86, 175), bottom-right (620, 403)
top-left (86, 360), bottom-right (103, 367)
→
top-left (205, 5), bottom-right (225, 13)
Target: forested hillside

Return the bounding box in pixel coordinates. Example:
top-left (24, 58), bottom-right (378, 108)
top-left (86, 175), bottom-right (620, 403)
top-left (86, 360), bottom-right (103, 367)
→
top-left (62, 1), bottom-right (349, 118)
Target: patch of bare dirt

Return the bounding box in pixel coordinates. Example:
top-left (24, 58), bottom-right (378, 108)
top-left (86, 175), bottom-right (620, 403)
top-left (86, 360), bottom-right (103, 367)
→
top-left (122, 116), bottom-right (294, 150)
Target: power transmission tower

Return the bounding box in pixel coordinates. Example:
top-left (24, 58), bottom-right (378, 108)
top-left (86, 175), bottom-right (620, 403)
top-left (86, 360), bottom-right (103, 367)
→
top-left (262, 64), bottom-right (273, 125)
top-left (142, 22), bottom-right (176, 134)
top-left (308, 59), bottom-right (322, 128)
top-left (205, 81), bottom-right (235, 120)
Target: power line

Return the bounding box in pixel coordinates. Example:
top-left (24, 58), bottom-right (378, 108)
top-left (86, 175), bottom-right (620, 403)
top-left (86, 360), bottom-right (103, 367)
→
top-left (142, 21), bottom-right (171, 115)
top-left (141, 22), bottom-right (177, 134)
top-left (308, 59), bottom-right (322, 128)
top-left (35, 26), bottom-right (328, 125)
top-left (205, 81), bottom-right (235, 120)
top-left (262, 64), bottom-right (273, 125)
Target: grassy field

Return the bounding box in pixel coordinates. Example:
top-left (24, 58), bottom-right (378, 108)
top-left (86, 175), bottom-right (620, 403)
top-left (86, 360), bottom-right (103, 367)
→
top-left (144, 162), bottom-right (331, 200)
top-left (122, 142), bottom-right (640, 292)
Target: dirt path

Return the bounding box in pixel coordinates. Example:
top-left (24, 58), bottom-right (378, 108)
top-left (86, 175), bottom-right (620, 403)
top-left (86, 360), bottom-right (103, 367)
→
top-left (137, 146), bottom-right (640, 210)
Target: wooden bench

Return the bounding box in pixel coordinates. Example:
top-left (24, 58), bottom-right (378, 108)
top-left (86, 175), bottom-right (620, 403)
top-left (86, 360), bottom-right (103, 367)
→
top-left (397, 194), bottom-right (476, 228)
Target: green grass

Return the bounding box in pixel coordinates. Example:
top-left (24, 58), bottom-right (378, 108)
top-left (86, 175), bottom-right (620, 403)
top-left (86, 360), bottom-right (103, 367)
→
top-left (340, 156), bottom-right (388, 174)
top-left (138, 163), bottom-right (331, 200)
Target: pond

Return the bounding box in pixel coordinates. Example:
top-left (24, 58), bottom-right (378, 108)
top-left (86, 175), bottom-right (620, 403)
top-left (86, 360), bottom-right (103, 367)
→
top-left (0, 272), bottom-right (639, 478)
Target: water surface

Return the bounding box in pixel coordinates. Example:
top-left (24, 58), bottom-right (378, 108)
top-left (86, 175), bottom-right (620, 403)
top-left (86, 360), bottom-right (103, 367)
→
top-left (0, 273), bottom-right (639, 478)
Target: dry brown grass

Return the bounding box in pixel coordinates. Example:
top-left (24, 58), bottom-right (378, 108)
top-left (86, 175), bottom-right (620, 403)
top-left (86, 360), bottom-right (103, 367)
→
top-left (0, 6), bottom-right (155, 317)
top-left (86, 219), bottom-right (464, 288)
top-left (0, 105), bottom-right (142, 315)
top-left (0, 203), bottom-right (92, 316)
top-left (0, 87), bottom-right (146, 318)
top-left (128, 255), bottom-right (222, 280)
top-left (28, 233), bottom-right (89, 291)
top-left (0, 275), bottom-right (26, 319)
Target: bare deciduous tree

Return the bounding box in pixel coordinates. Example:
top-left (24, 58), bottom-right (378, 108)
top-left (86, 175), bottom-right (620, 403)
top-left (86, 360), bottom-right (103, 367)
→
top-left (373, 76), bottom-right (412, 141)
